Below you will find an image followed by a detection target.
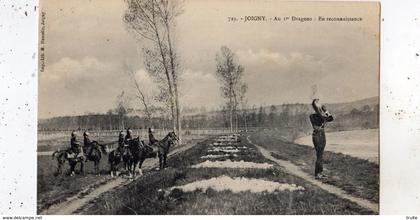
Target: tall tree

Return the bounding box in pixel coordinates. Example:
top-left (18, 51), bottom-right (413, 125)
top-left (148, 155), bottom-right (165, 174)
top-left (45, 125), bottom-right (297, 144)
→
top-left (238, 83), bottom-right (248, 131)
top-left (215, 46), bottom-right (245, 132)
top-left (124, 0), bottom-right (184, 142)
top-left (268, 105), bottom-right (277, 127)
top-left (258, 106), bottom-right (266, 126)
top-left (115, 91), bottom-right (130, 130)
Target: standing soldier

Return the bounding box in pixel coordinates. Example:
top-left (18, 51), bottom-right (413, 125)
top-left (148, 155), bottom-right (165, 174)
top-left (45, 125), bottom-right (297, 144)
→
top-left (310, 99), bottom-right (334, 179)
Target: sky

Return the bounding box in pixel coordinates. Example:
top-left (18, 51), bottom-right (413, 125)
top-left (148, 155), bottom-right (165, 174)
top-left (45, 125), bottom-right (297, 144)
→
top-left (39, 0), bottom-right (380, 119)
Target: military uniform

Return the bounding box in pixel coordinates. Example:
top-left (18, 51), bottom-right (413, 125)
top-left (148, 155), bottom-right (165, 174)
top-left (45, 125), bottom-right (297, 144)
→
top-left (84, 132), bottom-right (93, 159)
top-left (148, 128), bottom-right (157, 145)
top-left (310, 100), bottom-right (334, 178)
top-left (70, 132), bottom-right (83, 158)
top-left (124, 129), bottom-right (133, 146)
top-left (117, 131), bottom-right (125, 155)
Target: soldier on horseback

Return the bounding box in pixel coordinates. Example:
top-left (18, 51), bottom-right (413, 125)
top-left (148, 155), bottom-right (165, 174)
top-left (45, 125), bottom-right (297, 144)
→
top-left (125, 128), bottom-right (133, 145)
top-left (69, 131), bottom-right (84, 159)
top-left (84, 131), bottom-right (96, 161)
top-left (118, 130), bottom-right (124, 148)
top-left (116, 130), bottom-right (125, 156)
top-left (148, 127), bottom-right (157, 145)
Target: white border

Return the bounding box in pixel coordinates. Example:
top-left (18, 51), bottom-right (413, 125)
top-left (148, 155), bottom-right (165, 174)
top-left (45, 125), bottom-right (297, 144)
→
top-left (1, 0), bottom-right (420, 216)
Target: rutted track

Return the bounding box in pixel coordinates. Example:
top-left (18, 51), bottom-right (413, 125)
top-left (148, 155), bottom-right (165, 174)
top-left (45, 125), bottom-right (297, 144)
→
top-left (40, 140), bottom-right (201, 215)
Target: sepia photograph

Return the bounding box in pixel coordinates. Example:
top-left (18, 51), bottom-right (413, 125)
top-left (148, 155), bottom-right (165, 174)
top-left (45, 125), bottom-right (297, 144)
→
top-left (37, 0), bottom-right (380, 215)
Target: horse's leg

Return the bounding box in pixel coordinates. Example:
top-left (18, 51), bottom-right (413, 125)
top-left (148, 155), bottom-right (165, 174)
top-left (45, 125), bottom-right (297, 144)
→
top-left (110, 163), bottom-right (114, 177)
top-left (56, 158), bottom-right (62, 175)
top-left (138, 159), bottom-right (144, 176)
top-left (70, 162), bottom-right (75, 177)
top-left (94, 161), bottom-right (98, 176)
top-left (132, 161), bottom-right (138, 178)
top-left (127, 161), bottom-right (132, 178)
top-left (80, 161), bottom-right (85, 175)
top-left (158, 153), bottom-right (162, 170)
top-left (163, 153), bottom-right (168, 169)
top-left (123, 160), bottom-right (127, 172)
top-left (97, 150), bottom-right (102, 176)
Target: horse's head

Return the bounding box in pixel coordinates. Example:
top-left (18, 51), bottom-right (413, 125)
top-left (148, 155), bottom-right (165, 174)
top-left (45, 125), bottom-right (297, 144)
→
top-left (168, 131), bottom-right (178, 141)
top-left (167, 131), bottom-right (178, 147)
top-left (129, 137), bottom-right (142, 151)
top-left (123, 146), bottom-right (132, 156)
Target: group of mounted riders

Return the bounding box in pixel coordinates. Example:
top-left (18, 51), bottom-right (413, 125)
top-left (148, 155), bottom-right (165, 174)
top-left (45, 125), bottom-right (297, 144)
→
top-left (54, 128), bottom-right (177, 177)
top-left (68, 128), bottom-right (157, 161)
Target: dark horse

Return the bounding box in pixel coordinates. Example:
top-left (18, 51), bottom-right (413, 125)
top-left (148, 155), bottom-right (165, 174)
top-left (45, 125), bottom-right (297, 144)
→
top-left (126, 137), bottom-right (157, 177)
top-left (52, 142), bottom-right (107, 176)
top-left (152, 131), bottom-right (178, 170)
top-left (122, 146), bottom-right (133, 172)
top-left (108, 149), bottom-right (122, 177)
top-left (52, 150), bottom-right (85, 176)
top-left (107, 143), bottom-right (134, 177)
top-left (83, 141), bottom-right (108, 175)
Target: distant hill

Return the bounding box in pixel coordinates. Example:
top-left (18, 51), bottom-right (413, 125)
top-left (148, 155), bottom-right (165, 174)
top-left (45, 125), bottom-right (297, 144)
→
top-left (247, 96), bottom-right (379, 117)
top-left (38, 96), bottom-right (379, 131)
top-left (327, 96), bottom-right (379, 115)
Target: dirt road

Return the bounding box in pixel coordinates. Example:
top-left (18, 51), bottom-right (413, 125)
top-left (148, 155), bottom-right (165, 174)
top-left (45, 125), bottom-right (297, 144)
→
top-left (40, 140), bottom-right (201, 215)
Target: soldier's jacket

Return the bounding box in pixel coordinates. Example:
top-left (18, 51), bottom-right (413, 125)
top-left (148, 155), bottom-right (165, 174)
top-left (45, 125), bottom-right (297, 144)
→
top-left (118, 135), bottom-right (125, 148)
top-left (124, 133), bottom-right (132, 144)
top-left (149, 132), bottom-right (157, 145)
top-left (84, 136), bottom-right (92, 148)
top-left (310, 113), bottom-right (334, 131)
top-left (71, 136), bottom-right (81, 148)
top-left (70, 136), bottom-right (82, 154)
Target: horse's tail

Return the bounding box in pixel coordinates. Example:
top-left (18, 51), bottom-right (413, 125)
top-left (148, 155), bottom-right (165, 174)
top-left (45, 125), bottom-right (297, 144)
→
top-left (52, 150), bottom-right (61, 160)
top-left (100, 144), bottom-right (108, 154)
top-left (92, 141), bottom-right (108, 154)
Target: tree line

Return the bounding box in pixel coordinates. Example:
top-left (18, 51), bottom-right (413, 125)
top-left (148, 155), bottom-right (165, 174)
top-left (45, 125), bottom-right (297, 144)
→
top-left (39, 103), bottom-right (378, 133)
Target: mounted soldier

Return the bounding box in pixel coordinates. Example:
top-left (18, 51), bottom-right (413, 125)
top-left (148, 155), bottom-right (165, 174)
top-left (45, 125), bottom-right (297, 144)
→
top-left (117, 130), bottom-right (125, 155)
top-left (310, 99), bottom-right (334, 179)
top-left (125, 128), bottom-right (133, 145)
top-left (69, 131), bottom-right (84, 159)
top-left (148, 127), bottom-right (158, 145)
top-left (83, 131), bottom-right (95, 161)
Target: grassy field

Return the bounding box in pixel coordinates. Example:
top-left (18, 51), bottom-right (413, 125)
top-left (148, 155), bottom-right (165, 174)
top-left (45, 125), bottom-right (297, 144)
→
top-left (80, 135), bottom-right (376, 215)
top-left (37, 132), bottom-right (207, 213)
top-left (249, 130), bottom-right (379, 203)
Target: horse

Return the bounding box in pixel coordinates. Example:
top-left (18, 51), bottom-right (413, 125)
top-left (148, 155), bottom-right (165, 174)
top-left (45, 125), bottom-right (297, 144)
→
top-left (122, 145), bottom-right (133, 173)
top-left (108, 149), bottom-right (122, 177)
top-left (151, 131), bottom-right (178, 170)
top-left (126, 137), bottom-right (157, 177)
top-left (52, 149), bottom-right (85, 176)
top-left (83, 141), bottom-right (108, 175)
top-left (51, 150), bottom-right (67, 175)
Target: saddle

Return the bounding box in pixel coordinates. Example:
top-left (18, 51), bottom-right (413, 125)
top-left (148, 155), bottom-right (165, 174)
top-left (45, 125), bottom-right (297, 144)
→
top-left (66, 151), bottom-right (84, 159)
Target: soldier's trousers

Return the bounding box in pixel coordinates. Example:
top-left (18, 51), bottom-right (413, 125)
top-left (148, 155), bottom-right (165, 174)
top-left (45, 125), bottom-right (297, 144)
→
top-left (312, 129), bottom-right (326, 176)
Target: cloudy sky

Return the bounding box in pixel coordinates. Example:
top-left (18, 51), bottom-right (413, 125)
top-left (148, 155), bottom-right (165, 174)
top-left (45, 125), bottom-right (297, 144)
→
top-left (39, 0), bottom-right (379, 119)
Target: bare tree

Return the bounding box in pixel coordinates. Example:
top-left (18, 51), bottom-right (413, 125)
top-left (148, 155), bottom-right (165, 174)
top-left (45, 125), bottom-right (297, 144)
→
top-left (115, 91), bottom-right (130, 130)
top-left (238, 83), bottom-right (248, 131)
top-left (124, 63), bottom-right (154, 128)
top-left (124, 0), bottom-right (184, 142)
top-left (215, 46), bottom-right (245, 133)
